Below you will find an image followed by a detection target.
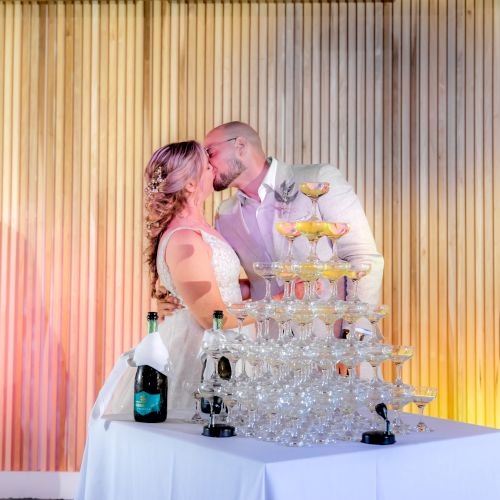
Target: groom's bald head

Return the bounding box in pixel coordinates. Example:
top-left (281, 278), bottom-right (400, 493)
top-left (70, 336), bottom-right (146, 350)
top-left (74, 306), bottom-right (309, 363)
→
top-left (205, 121), bottom-right (264, 152)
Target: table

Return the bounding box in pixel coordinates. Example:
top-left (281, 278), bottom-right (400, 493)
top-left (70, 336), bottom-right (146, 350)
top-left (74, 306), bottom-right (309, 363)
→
top-left (76, 414), bottom-right (500, 500)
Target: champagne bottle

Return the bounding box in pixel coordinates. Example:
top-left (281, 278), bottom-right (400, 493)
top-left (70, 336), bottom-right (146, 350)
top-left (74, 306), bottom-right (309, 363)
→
top-left (201, 310), bottom-right (230, 414)
top-left (134, 312), bottom-right (168, 423)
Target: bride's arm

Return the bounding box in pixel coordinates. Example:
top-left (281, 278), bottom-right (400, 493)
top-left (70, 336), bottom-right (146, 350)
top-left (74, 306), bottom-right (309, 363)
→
top-left (165, 229), bottom-right (253, 330)
top-left (239, 278), bottom-right (251, 300)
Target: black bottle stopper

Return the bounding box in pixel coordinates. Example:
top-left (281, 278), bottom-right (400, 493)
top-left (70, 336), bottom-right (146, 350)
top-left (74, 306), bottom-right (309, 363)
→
top-left (361, 403), bottom-right (396, 445)
top-left (202, 403), bottom-right (235, 438)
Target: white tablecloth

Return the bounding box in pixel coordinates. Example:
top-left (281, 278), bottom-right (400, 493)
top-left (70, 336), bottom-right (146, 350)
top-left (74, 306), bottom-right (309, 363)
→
top-left (76, 414), bottom-right (500, 500)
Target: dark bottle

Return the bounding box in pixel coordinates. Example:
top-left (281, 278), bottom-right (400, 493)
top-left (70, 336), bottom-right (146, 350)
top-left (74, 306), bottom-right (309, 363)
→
top-left (134, 312), bottom-right (168, 423)
top-left (201, 310), bottom-right (230, 414)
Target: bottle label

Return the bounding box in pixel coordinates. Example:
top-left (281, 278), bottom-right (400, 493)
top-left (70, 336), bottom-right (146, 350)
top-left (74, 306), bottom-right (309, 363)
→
top-left (134, 391), bottom-right (161, 416)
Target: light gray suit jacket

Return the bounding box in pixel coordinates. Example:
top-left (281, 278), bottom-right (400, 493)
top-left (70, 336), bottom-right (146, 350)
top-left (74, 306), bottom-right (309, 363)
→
top-left (214, 159), bottom-right (384, 305)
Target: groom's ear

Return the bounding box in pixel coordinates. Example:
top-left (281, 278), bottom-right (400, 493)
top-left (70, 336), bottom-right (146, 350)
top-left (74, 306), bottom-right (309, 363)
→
top-left (234, 136), bottom-right (247, 157)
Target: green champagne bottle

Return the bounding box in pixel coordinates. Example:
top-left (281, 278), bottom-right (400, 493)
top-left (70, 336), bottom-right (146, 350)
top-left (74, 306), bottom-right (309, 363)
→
top-left (134, 312), bottom-right (168, 423)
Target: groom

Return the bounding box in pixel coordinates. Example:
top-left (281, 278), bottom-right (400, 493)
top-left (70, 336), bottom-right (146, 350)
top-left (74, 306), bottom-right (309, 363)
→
top-left (158, 121), bottom-right (383, 315)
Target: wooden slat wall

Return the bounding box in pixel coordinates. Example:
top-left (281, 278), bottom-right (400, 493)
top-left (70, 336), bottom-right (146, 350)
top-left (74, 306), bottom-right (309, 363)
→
top-left (0, 0), bottom-right (498, 471)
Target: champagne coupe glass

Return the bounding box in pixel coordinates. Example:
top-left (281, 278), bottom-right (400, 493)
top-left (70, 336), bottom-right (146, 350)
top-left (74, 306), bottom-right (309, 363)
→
top-left (412, 386), bottom-right (438, 432)
top-left (388, 385), bottom-right (415, 434)
top-left (273, 261), bottom-right (297, 301)
top-left (222, 388), bottom-right (239, 427)
top-left (182, 380), bottom-right (205, 424)
top-left (226, 302), bottom-right (249, 337)
top-left (345, 263), bottom-right (371, 302)
top-left (366, 304), bottom-right (390, 343)
top-left (343, 302), bottom-right (369, 340)
top-left (253, 262), bottom-right (277, 302)
top-left (275, 221), bottom-right (301, 262)
top-left (311, 301), bottom-right (346, 339)
top-left (272, 301), bottom-right (292, 341)
top-left (295, 221), bottom-right (327, 262)
top-left (339, 341), bottom-right (365, 387)
top-left (299, 182), bottom-right (330, 221)
top-left (390, 345), bottom-right (414, 386)
top-left (291, 261), bottom-right (325, 302)
top-left (322, 222), bottom-right (351, 263)
top-left (220, 337), bottom-right (241, 391)
top-left (320, 261), bottom-right (351, 301)
top-left (245, 301), bottom-right (273, 342)
top-left (287, 301), bottom-right (315, 343)
top-left (364, 343), bottom-right (392, 388)
top-left (191, 389), bottom-right (206, 424)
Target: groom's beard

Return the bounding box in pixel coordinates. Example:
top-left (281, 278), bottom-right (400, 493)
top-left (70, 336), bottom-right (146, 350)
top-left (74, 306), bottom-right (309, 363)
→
top-left (213, 158), bottom-right (245, 191)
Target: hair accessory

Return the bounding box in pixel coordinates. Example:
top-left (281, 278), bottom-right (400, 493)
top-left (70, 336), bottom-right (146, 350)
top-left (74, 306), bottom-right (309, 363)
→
top-left (146, 220), bottom-right (160, 232)
top-left (145, 165), bottom-right (165, 198)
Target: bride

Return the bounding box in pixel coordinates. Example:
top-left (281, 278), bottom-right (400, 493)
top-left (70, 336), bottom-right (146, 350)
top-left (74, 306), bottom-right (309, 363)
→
top-left (92, 140), bottom-right (254, 421)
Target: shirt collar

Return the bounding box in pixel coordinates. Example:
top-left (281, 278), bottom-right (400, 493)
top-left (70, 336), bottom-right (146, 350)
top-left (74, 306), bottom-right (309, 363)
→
top-left (237, 157), bottom-right (277, 205)
top-left (258, 157), bottom-right (278, 202)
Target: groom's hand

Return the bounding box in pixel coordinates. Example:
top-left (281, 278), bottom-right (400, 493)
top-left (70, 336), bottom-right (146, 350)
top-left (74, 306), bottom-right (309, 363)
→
top-left (156, 285), bottom-right (184, 319)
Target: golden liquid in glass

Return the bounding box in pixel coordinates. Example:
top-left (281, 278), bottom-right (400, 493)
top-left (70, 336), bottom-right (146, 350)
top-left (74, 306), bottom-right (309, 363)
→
top-left (295, 221), bottom-right (326, 241)
top-left (273, 262), bottom-right (296, 281)
top-left (321, 268), bottom-right (347, 281)
top-left (275, 221), bottom-right (301, 239)
top-left (299, 182), bottom-right (330, 198)
top-left (322, 222), bottom-right (350, 239)
top-left (293, 262), bottom-right (324, 280)
top-left (345, 269), bottom-right (369, 280)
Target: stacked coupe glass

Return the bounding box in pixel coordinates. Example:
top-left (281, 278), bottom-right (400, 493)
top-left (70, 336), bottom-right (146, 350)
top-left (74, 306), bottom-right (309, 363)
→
top-left (197, 182), bottom-right (437, 446)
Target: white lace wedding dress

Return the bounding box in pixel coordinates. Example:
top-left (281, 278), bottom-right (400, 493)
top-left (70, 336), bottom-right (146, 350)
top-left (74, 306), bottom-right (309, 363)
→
top-left (90, 226), bottom-right (243, 421)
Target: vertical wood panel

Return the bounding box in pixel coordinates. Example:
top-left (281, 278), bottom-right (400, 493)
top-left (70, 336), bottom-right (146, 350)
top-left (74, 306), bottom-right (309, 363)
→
top-left (455, 0), bottom-right (467, 423)
top-left (0, 0), bottom-right (499, 471)
top-left (494, 0), bottom-right (500, 428)
top-left (483, 0), bottom-right (494, 428)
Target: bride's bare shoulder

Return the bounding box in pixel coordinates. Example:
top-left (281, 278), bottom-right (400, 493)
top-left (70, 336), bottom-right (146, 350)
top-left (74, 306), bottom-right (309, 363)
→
top-left (162, 226), bottom-right (210, 262)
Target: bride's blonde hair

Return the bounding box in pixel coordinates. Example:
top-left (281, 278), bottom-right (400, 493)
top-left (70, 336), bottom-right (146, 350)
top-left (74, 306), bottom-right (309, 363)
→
top-left (144, 140), bottom-right (206, 298)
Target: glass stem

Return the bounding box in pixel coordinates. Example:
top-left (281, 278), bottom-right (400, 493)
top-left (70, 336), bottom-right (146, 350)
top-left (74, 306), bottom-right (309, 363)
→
top-left (278, 321), bottom-right (286, 340)
top-left (327, 323), bottom-right (335, 338)
top-left (308, 239), bottom-right (319, 261)
top-left (286, 239), bottom-right (294, 260)
top-left (393, 408), bottom-right (401, 427)
top-left (311, 199), bottom-right (319, 220)
top-left (395, 363), bottom-right (403, 385)
top-left (370, 321), bottom-right (380, 342)
top-left (283, 281), bottom-right (291, 301)
top-left (303, 281), bottom-right (311, 301)
top-left (329, 279), bottom-right (338, 301)
top-left (256, 320), bottom-right (263, 340)
top-left (265, 279), bottom-right (272, 301)
top-left (417, 404), bottom-right (425, 421)
top-left (263, 318), bottom-right (270, 339)
top-left (351, 279), bottom-right (359, 302)
top-left (330, 239), bottom-right (338, 261)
